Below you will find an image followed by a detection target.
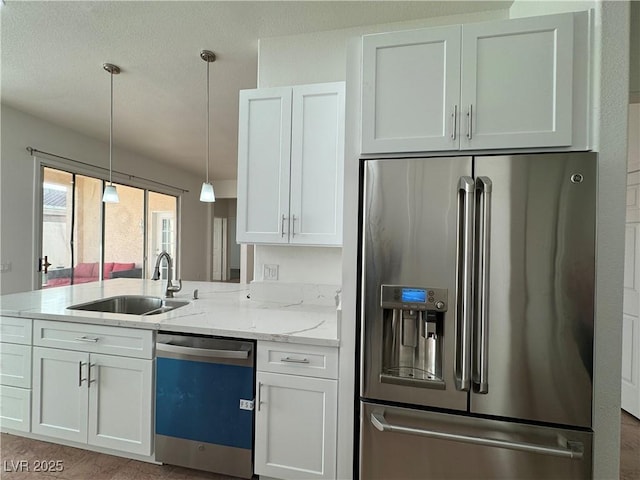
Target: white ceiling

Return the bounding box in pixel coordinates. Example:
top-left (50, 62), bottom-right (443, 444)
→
top-left (2, 1), bottom-right (510, 180)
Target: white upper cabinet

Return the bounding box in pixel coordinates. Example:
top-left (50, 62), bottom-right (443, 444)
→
top-left (237, 87), bottom-right (292, 244)
top-left (361, 25), bottom-right (462, 153)
top-left (361, 11), bottom-right (590, 154)
top-left (290, 84), bottom-right (345, 245)
top-left (460, 13), bottom-right (575, 150)
top-left (237, 82), bottom-right (345, 246)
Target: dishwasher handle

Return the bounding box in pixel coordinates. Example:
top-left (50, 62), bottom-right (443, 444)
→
top-left (156, 342), bottom-right (250, 359)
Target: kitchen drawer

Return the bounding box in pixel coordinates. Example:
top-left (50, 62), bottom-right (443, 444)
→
top-left (33, 320), bottom-right (153, 359)
top-left (0, 385), bottom-right (31, 432)
top-left (257, 341), bottom-right (338, 379)
top-left (0, 317), bottom-right (32, 345)
top-left (0, 343), bottom-right (32, 388)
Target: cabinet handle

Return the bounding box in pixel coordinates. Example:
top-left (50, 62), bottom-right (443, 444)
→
top-left (281, 356), bottom-right (310, 364)
top-left (281, 215), bottom-right (287, 238)
top-left (257, 381), bottom-right (264, 411)
top-left (78, 361), bottom-right (87, 387)
top-left (75, 336), bottom-right (99, 343)
top-left (466, 104), bottom-right (473, 140)
top-left (88, 363), bottom-right (97, 388)
top-left (451, 105), bottom-right (458, 140)
top-left (291, 215), bottom-right (297, 238)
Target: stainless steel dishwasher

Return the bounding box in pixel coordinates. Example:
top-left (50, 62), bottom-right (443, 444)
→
top-left (155, 333), bottom-right (255, 478)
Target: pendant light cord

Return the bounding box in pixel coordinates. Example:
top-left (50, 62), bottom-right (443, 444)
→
top-left (206, 58), bottom-right (210, 184)
top-left (109, 69), bottom-right (114, 185)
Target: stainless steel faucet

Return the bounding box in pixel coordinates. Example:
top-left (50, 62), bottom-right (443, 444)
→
top-left (152, 251), bottom-right (182, 298)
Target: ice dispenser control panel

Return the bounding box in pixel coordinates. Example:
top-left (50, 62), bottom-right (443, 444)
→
top-left (380, 285), bottom-right (447, 312)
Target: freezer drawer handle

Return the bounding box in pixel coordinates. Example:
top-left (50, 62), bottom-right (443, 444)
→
top-left (370, 412), bottom-right (584, 460)
top-left (156, 342), bottom-right (250, 359)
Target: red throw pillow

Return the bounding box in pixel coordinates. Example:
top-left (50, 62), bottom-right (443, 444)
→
top-left (74, 262), bottom-right (95, 278)
top-left (112, 262), bottom-right (135, 273)
top-left (103, 262), bottom-right (115, 279)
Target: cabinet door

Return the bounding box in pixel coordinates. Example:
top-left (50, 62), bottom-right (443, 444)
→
top-left (290, 83), bottom-right (345, 245)
top-left (361, 25), bottom-right (461, 154)
top-left (255, 372), bottom-right (337, 480)
top-left (32, 347), bottom-right (89, 443)
top-left (87, 354), bottom-right (152, 455)
top-left (0, 385), bottom-right (31, 432)
top-left (460, 13), bottom-right (574, 150)
top-left (237, 87), bottom-right (292, 244)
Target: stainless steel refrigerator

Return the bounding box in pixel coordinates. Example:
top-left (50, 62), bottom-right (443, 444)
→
top-left (359, 153), bottom-right (596, 479)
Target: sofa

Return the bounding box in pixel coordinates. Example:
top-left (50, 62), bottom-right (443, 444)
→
top-left (45, 262), bottom-right (141, 287)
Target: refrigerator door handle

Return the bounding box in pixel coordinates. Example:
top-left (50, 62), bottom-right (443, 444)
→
top-left (474, 176), bottom-right (492, 394)
top-left (455, 177), bottom-right (475, 391)
top-left (370, 412), bottom-right (584, 460)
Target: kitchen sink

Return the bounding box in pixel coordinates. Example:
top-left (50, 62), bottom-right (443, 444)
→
top-left (68, 295), bottom-right (189, 316)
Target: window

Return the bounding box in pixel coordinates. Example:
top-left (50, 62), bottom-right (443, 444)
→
top-left (40, 166), bottom-right (179, 289)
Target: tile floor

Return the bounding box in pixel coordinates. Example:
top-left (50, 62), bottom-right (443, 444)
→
top-left (1, 412), bottom-right (638, 479)
top-left (0, 434), bottom-right (244, 480)
top-left (620, 410), bottom-right (640, 480)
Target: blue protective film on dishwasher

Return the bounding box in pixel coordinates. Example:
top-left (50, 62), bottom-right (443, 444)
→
top-left (155, 357), bottom-right (254, 450)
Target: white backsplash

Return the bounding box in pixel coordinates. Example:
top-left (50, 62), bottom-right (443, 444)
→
top-left (253, 245), bottom-right (342, 285)
top-left (250, 280), bottom-right (341, 307)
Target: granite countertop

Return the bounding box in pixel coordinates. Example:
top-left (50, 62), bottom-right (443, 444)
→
top-left (0, 279), bottom-right (339, 347)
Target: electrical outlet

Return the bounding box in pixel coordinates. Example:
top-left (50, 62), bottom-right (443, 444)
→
top-left (0, 262), bottom-right (12, 273)
top-left (263, 264), bottom-right (279, 281)
top-left (239, 399), bottom-right (254, 411)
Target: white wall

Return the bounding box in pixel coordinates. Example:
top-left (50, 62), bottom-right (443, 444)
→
top-left (630, 0), bottom-right (640, 101)
top-left (258, 9), bottom-right (510, 88)
top-left (0, 104), bottom-right (212, 294)
top-left (589, 3), bottom-right (629, 477)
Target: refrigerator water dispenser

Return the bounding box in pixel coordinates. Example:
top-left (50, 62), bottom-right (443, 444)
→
top-left (380, 285), bottom-right (447, 389)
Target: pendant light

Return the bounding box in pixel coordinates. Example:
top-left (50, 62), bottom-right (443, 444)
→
top-left (102, 63), bottom-right (120, 203)
top-left (199, 50), bottom-right (216, 202)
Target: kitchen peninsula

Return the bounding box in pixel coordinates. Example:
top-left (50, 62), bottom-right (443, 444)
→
top-left (0, 279), bottom-right (339, 346)
top-left (0, 278), bottom-right (340, 479)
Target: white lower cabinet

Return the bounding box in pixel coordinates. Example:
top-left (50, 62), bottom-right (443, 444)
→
top-left (0, 385), bottom-right (31, 432)
top-left (32, 347), bottom-right (88, 443)
top-left (31, 320), bottom-right (154, 456)
top-left (255, 341), bottom-right (338, 480)
top-left (0, 317), bottom-right (33, 432)
top-left (88, 353), bottom-right (152, 454)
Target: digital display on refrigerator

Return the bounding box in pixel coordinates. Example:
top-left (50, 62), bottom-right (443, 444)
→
top-left (401, 288), bottom-right (427, 303)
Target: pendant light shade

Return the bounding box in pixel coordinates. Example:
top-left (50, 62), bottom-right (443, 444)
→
top-left (199, 182), bottom-right (215, 202)
top-left (102, 63), bottom-right (120, 203)
top-left (102, 184), bottom-right (120, 203)
top-left (200, 50), bottom-right (216, 203)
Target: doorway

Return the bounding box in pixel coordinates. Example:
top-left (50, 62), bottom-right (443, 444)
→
top-left (622, 103), bottom-right (640, 419)
top-left (212, 199), bottom-right (240, 282)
